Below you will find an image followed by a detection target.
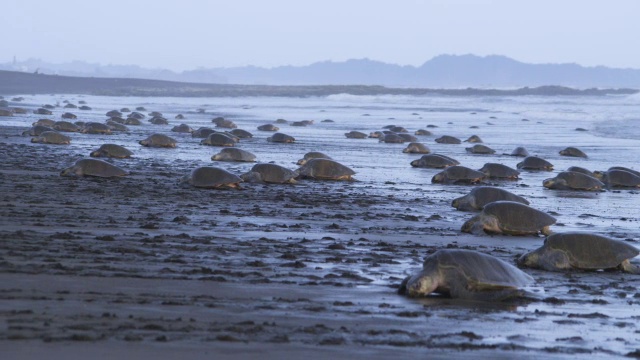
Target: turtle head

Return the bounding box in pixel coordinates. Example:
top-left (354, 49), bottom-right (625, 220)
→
top-left (461, 215), bottom-right (486, 235)
top-left (60, 165), bottom-right (82, 177)
top-left (401, 271), bottom-right (439, 298)
top-left (592, 171), bottom-right (605, 180)
top-left (517, 251), bottom-right (540, 268)
top-left (431, 173), bottom-right (444, 183)
top-left (542, 177), bottom-right (557, 189)
top-left (89, 150), bottom-right (101, 158)
top-left (410, 159), bottom-right (420, 167)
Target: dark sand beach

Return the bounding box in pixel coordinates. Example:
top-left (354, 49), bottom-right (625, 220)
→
top-left (2, 87), bottom-right (640, 358)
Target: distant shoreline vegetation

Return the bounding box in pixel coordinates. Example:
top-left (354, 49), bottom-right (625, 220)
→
top-left (0, 70), bottom-right (637, 97)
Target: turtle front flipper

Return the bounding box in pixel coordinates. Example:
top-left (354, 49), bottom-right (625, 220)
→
top-left (620, 260), bottom-right (640, 275)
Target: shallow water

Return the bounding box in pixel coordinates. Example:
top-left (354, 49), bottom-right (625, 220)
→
top-left (2, 92), bottom-right (640, 356)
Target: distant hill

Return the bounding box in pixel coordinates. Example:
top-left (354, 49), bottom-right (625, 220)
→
top-left (0, 70), bottom-right (636, 98)
top-left (2, 54), bottom-right (640, 88)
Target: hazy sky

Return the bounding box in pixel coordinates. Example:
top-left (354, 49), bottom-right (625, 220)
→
top-left (4, 0), bottom-right (640, 70)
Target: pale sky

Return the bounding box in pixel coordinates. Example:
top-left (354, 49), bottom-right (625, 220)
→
top-left (4, 0), bottom-right (640, 71)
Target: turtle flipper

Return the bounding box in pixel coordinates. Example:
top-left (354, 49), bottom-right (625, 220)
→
top-left (620, 260), bottom-right (640, 275)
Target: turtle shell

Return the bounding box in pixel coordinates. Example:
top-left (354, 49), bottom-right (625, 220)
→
top-left (509, 147), bottom-right (530, 157)
top-left (432, 166), bottom-right (486, 184)
top-left (257, 124), bottom-right (279, 131)
top-left (171, 123), bottom-right (193, 133)
top-left (603, 170), bottom-right (640, 187)
top-left (139, 133), bottom-right (177, 148)
top-left (403, 142), bottom-right (430, 154)
top-left (543, 232), bottom-right (639, 269)
top-left (345, 131), bottom-right (367, 139)
top-left (297, 158), bottom-right (355, 180)
top-left (33, 119), bottom-right (56, 127)
top-left (124, 118), bottom-right (142, 126)
top-left (187, 167), bottom-right (242, 188)
top-left (296, 152), bottom-right (331, 165)
top-left (90, 144), bottom-right (133, 158)
top-left (211, 148), bottom-right (256, 162)
top-left (414, 129), bottom-right (433, 136)
top-left (410, 154), bottom-right (459, 168)
top-left (517, 156), bottom-right (553, 170)
top-left (466, 144), bottom-right (496, 154)
top-left (479, 163), bottom-right (520, 179)
top-left (241, 164), bottom-right (297, 183)
top-left (464, 135), bottom-right (483, 143)
top-left (380, 133), bottom-right (405, 143)
top-left (398, 133), bottom-right (418, 142)
top-left (452, 186), bottom-right (529, 211)
top-left (566, 166), bottom-right (595, 177)
top-left (267, 133), bottom-right (295, 143)
top-left (201, 133), bottom-right (236, 147)
top-left (60, 158), bottom-right (127, 177)
top-left (148, 116), bottom-right (169, 125)
top-left (229, 129), bottom-right (253, 138)
top-left (31, 131), bottom-right (71, 145)
top-left (24, 125), bottom-right (55, 136)
top-left (191, 127), bottom-right (217, 138)
top-left (483, 201), bottom-right (556, 234)
top-left (81, 122), bottom-right (112, 134)
top-left (543, 171), bottom-right (604, 191)
top-left (431, 249), bottom-right (533, 290)
top-left (559, 147), bottom-right (588, 158)
top-left (435, 135), bottom-right (461, 144)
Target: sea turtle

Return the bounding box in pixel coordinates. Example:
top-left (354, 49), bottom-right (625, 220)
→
top-left (415, 129), bottom-right (433, 136)
top-left (108, 116), bottom-right (126, 124)
top-left (60, 158), bottom-right (128, 178)
top-left (559, 147), bottom-right (588, 158)
top-left (81, 122), bottom-right (112, 135)
top-left (566, 166), bottom-right (595, 177)
top-left (464, 135), bottom-right (483, 143)
top-left (509, 147), bottom-right (530, 157)
top-left (257, 124), bottom-right (279, 131)
top-left (79, 105), bottom-right (92, 110)
top-left (369, 131), bottom-right (384, 138)
top-left (229, 129), bottom-right (253, 139)
top-left (267, 132), bottom-right (295, 143)
top-left (175, 114), bottom-right (185, 119)
top-left (124, 118), bottom-right (142, 126)
top-left (296, 158), bottom-right (355, 181)
top-left (191, 127), bottom-right (217, 138)
top-left (63, 103), bottom-right (77, 109)
top-left (345, 131), bottom-right (368, 139)
top-left (61, 112), bottom-right (77, 119)
top-left (543, 171), bottom-right (604, 191)
top-left (149, 111), bottom-right (163, 117)
top-left (410, 154), bottom-right (459, 168)
top-left (182, 166), bottom-right (242, 189)
top-left (452, 186), bottom-right (529, 211)
top-left (398, 133), bottom-right (418, 142)
top-left (607, 167), bottom-right (640, 177)
top-left (34, 108), bottom-right (53, 115)
top-left (148, 116), bottom-right (169, 125)
top-left (466, 144), bottom-right (496, 154)
top-left (380, 133), bottom-right (405, 143)
top-left (0, 108), bottom-right (12, 116)
top-left (135, 106), bottom-right (147, 111)
top-left (435, 135), bottom-right (461, 144)
top-left (31, 131), bottom-right (71, 145)
top-left (461, 201), bottom-right (556, 236)
top-left (426, 124), bottom-right (438, 128)
top-left (23, 125), bottom-right (55, 136)
top-left (33, 119), bottom-right (55, 127)
top-left (403, 142), bottom-right (430, 154)
top-left (321, 119), bottom-right (334, 123)
top-left (128, 111), bottom-right (145, 120)
top-left (213, 118), bottom-right (237, 129)
top-left (90, 144), bottom-right (134, 159)
top-left (106, 121), bottom-right (129, 132)
top-left (296, 152), bottom-right (332, 165)
top-left (432, 165), bottom-right (486, 184)
top-left (517, 156), bottom-right (553, 171)
top-left (398, 249), bottom-right (534, 301)
top-left (240, 163), bottom-right (298, 184)
top-left (275, 119), bottom-right (288, 124)
top-left (106, 110), bottom-right (122, 117)
top-left (139, 133), bottom-right (177, 148)
top-left (211, 148), bottom-right (257, 162)
top-left (201, 133), bottom-right (237, 147)
top-left (171, 123), bottom-right (193, 133)
top-left (478, 163), bottom-right (520, 180)
top-left (53, 121), bottom-right (80, 132)
top-left (389, 126), bottom-right (408, 133)
top-left (120, 107), bottom-right (131, 113)
top-left (594, 169), bottom-right (640, 188)
top-left (518, 232), bottom-right (640, 273)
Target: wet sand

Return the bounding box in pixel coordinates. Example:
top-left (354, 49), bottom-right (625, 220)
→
top-left (2, 94), bottom-right (640, 358)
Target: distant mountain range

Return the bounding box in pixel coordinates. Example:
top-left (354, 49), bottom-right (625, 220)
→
top-left (2, 54), bottom-right (640, 88)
